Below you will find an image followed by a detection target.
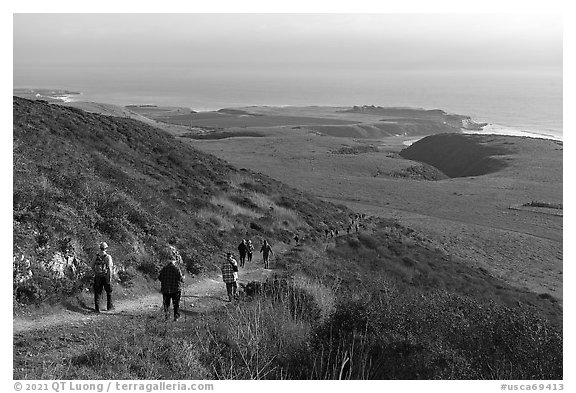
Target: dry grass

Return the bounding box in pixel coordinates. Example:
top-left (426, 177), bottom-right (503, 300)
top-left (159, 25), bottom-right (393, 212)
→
top-left (196, 297), bottom-right (311, 379)
top-left (210, 196), bottom-right (262, 219)
top-left (195, 209), bottom-right (235, 231)
top-left (247, 192), bottom-right (303, 228)
top-left (246, 192), bottom-right (275, 210)
top-left (228, 172), bottom-right (257, 190)
top-left (292, 275), bottom-right (338, 323)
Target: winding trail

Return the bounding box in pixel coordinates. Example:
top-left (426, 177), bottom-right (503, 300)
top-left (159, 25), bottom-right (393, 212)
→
top-left (13, 233), bottom-right (353, 335)
top-left (13, 262), bottom-right (276, 334)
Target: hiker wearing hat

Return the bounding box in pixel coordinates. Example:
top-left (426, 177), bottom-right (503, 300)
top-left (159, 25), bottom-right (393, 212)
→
top-left (92, 242), bottom-right (114, 313)
top-left (221, 252), bottom-right (239, 302)
top-left (158, 246), bottom-right (185, 321)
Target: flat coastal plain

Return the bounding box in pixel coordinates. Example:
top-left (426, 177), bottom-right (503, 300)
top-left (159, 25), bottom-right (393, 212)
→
top-left (155, 105), bottom-right (562, 303)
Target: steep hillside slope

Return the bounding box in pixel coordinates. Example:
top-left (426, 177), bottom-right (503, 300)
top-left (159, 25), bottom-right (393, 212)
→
top-left (13, 97), bottom-right (350, 304)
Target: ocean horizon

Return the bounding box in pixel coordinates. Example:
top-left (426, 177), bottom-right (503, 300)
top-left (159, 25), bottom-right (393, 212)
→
top-left (13, 65), bottom-right (563, 140)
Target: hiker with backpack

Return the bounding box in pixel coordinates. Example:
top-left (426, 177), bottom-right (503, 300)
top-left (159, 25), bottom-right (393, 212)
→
top-left (246, 239), bottom-right (255, 263)
top-left (221, 252), bottom-right (239, 302)
top-left (92, 242), bottom-right (114, 313)
top-left (158, 246), bottom-right (185, 321)
top-left (238, 239), bottom-right (247, 268)
top-left (260, 240), bottom-right (274, 269)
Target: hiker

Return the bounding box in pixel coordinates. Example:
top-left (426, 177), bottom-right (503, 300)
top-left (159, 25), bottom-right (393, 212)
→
top-left (260, 240), bottom-right (274, 269)
top-left (294, 234), bottom-right (299, 244)
top-left (246, 239), bottom-right (254, 262)
top-left (158, 246), bottom-right (185, 321)
top-left (92, 242), bottom-right (114, 313)
top-left (221, 252), bottom-right (239, 302)
top-left (238, 239), bottom-right (247, 268)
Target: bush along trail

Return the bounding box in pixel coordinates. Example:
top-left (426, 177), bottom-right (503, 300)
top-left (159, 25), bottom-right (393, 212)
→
top-left (13, 256), bottom-right (279, 334)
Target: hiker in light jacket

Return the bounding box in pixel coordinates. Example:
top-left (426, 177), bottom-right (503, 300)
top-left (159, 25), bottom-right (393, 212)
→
top-left (260, 240), bottom-right (274, 269)
top-left (221, 252), bottom-right (239, 302)
top-left (92, 242), bottom-right (114, 313)
top-left (246, 239), bottom-right (255, 262)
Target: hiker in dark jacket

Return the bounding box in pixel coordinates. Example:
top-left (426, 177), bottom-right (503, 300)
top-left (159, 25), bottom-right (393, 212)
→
top-left (246, 239), bottom-right (255, 262)
top-left (92, 242), bottom-right (114, 313)
top-left (260, 240), bottom-right (274, 269)
top-left (238, 239), bottom-right (248, 268)
top-left (158, 246), bottom-right (185, 321)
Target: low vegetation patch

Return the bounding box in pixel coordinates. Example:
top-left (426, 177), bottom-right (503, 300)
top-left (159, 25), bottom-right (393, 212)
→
top-left (522, 201), bottom-right (562, 210)
top-left (388, 164), bottom-right (449, 181)
top-left (181, 131), bottom-right (264, 140)
top-left (330, 145), bottom-right (379, 155)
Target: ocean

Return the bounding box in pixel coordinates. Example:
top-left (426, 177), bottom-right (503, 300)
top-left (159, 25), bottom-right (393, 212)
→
top-left (13, 65), bottom-right (563, 140)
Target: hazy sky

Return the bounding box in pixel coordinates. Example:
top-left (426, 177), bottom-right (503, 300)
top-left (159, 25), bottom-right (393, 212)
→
top-left (13, 13), bottom-right (562, 72)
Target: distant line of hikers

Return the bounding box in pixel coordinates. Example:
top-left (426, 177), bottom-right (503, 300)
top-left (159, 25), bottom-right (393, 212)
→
top-left (324, 213), bottom-right (367, 239)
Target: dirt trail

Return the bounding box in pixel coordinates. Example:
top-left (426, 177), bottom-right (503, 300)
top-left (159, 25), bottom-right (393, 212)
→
top-left (13, 263), bottom-right (276, 334)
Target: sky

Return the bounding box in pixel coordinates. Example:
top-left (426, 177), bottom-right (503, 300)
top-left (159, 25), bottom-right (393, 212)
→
top-left (13, 13), bottom-right (562, 73)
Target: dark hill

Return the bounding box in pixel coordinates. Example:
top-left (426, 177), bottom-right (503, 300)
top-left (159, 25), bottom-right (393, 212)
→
top-left (13, 97), bottom-right (350, 304)
top-left (399, 133), bottom-right (513, 178)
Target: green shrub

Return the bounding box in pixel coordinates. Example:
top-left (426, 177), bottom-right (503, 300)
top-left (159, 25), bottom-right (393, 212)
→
top-left (137, 260), bottom-right (158, 277)
top-left (117, 267), bottom-right (137, 287)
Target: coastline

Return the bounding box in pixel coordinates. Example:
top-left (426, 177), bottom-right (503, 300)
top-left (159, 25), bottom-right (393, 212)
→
top-left (463, 122), bottom-right (563, 142)
top-left (12, 87), bottom-right (563, 142)
top-left (402, 124), bottom-right (562, 147)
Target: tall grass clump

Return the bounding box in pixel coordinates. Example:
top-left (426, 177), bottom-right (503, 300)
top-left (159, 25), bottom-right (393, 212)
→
top-left (56, 319), bottom-right (210, 380)
top-left (196, 296), bottom-right (312, 379)
top-left (246, 192), bottom-right (303, 232)
top-left (195, 208), bottom-right (235, 231)
top-left (228, 172), bottom-right (257, 190)
top-left (196, 277), bottom-right (338, 379)
top-left (210, 196), bottom-right (262, 219)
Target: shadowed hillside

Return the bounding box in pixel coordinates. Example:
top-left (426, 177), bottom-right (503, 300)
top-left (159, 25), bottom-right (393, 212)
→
top-left (399, 133), bottom-right (513, 177)
top-left (12, 97), bottom-right (350, 304)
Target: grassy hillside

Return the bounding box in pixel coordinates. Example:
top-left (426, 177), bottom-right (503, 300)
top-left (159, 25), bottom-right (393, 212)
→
top-left (13, 97), bottom-right (350, 305)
